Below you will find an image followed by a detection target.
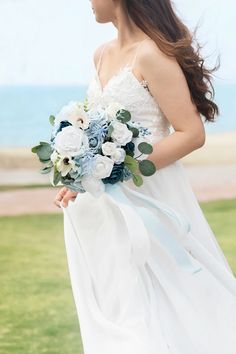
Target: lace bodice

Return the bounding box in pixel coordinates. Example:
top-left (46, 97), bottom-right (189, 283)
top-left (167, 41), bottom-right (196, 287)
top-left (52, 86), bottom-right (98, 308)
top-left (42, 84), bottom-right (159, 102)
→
top-left (86, 39), bottom-right (171, 144)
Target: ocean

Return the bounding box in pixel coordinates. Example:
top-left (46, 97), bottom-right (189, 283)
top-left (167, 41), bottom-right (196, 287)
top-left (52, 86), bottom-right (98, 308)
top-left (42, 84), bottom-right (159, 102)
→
top-left (0, 83), bottom-right (235, 147)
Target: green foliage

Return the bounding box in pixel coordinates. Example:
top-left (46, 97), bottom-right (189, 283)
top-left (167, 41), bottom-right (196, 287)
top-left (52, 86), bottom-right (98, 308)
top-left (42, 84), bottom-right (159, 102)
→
top-left (53, 166), bottom-right (62, 185)
top-left (128, 126), bottom-right (139, 138)
top-left (116, 109), bottom-right (131, 123)
top-left (40, 164), bottom-right (53, 174)
top-left (31, 142), bottom-right (53, 163)
top-left (124, 154), bottom-right (139, 174)
top-left (83, 97), bottom-right (89, 112)
top-left (138, 142), bottom-right (153, 154)
top-left (107, 124), bottom-right (114, 138)
top-left (138, 159), bottom-right (156, 176)
top-left (49, 115), bottom-right (55, 126)
top-left (132, 174), bottom-right (143, 187)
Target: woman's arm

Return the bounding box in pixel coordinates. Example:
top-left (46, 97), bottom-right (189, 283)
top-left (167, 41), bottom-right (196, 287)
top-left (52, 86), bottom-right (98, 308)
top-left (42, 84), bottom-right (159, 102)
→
top-left (139, 41), bottom-right (206, 169)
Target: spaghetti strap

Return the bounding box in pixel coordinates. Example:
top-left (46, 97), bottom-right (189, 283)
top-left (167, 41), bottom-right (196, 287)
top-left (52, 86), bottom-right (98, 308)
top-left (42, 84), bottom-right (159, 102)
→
top-left (96, 43), bottom-right (108, 75)
top-left (130, 38), bottom-right (152, 69)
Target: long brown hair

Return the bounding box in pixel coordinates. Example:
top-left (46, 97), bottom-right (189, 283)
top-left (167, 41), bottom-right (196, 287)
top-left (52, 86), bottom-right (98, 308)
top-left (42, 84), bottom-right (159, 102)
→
top-left (123, 0), bottom-right (220, 122)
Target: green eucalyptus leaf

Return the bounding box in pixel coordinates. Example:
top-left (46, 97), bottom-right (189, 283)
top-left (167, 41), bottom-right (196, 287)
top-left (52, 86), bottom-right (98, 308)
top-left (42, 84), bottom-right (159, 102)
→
top-left (34, 142), bottom-right (53, 162)
top-left (49, 115), bottom-right (55, 126)
top-left (116, 109), bottom-right (131, 123)
top-left (39, 141), bottom-right (50, 145)
top-left (40, 166), bottom-right (52, 174)
top-left (132, 174), bottom-right (143, 187)
top-left (107, 124), bottom-right (114, 138)
top-left (53, 167), bottom-right (62, 185)
top-left (128, 126), bottom-right (139, 138)
top-left (139, 159), bottom-right (156, 176)
top-left (138, 142), bottom-right (153, 154)
top-left (31, 145), bottom-right (40, 153)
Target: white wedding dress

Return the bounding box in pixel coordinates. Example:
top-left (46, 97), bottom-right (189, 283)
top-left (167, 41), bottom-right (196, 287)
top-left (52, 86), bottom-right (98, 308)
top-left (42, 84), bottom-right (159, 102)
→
top-left (61, 39), bottom-right (236, 354)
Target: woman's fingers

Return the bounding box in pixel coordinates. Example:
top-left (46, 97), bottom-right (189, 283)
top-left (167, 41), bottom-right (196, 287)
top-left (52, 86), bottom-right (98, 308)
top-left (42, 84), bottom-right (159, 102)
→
top-left (54, 187), bottom-right (68, 208)
top-left (61, 190), bottom-right (78, 207)
top-left (54, 187), bottom-right (79, 208)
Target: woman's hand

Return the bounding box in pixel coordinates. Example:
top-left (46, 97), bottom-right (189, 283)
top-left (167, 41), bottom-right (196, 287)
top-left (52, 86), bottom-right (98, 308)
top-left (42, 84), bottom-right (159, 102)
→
top-left (54, 187), bottom-right (78, 208)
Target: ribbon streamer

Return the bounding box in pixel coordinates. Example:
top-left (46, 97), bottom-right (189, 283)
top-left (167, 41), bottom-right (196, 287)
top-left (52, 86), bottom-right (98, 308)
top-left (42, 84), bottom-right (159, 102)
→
top-left (105, 182), bottom-right (202, 275)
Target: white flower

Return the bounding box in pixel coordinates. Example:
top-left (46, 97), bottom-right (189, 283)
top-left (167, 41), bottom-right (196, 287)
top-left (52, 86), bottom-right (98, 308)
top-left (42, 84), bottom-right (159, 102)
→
top-left (101, 141), bottom-right (117, 156)
top-left (54, 125), bottom-right (89, 157)
top-left (105, 102), bottom-right (125, 121)
top-left (81, 175), bottom-right (105, 198)
top-left (50, 150), bottom-right (59, 164)
top-left (50, 150), bottom-right (76, 177)
top-left (111, 121), bottom-right (133, 146)
top-left (55, 101), bottom-right (90, 129)
top-left (56, 155), bottom-right (76, 177)
top-left (110, 148), bottom-right (126, 164)
top-left (92, 155), bottom-right (114, 179)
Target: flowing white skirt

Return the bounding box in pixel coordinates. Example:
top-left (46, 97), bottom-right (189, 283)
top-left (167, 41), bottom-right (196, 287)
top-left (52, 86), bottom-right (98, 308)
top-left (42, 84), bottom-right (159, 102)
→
top-left (61, 159), bottom-right (236, 354)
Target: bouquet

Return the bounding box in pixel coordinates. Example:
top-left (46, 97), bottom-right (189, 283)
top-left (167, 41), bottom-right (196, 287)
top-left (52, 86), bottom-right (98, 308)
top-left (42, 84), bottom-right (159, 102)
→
top-left (31, 97), bottom-right (156, 197)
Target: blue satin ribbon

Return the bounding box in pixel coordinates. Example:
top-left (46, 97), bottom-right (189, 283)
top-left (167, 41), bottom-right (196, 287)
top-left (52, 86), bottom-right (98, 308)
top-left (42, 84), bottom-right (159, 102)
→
top-left (105, 181), bottom-right (202, 275)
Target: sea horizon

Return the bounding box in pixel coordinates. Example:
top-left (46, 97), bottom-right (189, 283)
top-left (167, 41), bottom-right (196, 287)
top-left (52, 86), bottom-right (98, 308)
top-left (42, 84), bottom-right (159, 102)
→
top-left (0, 82), bottom-right (235, 148)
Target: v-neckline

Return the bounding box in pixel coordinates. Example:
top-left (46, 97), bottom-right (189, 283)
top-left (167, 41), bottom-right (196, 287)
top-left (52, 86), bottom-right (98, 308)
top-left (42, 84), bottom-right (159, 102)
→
top-left (95, 64), bottom-right (131, 93)
top-left (95, 38), bottom-right (153, 93)
top-left (93, 64), bottom-right (162, 111)
top-left (95, 64), bottom-right (152, 97)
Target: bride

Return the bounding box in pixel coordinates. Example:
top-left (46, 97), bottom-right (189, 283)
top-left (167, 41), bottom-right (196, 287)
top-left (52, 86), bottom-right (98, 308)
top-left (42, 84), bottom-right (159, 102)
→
top-left (54, 1), bottom-right (236, 353)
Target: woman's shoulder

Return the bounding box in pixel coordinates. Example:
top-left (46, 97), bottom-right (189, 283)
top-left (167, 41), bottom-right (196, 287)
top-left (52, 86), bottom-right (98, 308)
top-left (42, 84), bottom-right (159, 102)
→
top-left (138, 38), bottom-right (175, 66)
top-left (137, 38), bottom-right (181, 82)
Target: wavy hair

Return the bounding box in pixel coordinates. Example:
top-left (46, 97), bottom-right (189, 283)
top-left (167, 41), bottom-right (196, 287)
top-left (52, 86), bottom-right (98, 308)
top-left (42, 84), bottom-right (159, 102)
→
top-left (123, 0), bottom-right (220, 122)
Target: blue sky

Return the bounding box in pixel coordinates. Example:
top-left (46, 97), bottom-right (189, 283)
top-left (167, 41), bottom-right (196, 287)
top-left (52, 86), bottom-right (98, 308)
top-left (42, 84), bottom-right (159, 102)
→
top-left (0, 0), bottom-right (235, 85)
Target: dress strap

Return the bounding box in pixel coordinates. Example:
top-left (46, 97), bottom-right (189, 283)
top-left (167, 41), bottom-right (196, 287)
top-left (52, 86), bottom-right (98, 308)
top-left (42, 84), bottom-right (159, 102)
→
top-left (130, 38), bottom-right (152, 69)
top-left (97, 38), bottom-right (152, 74)
top-left (96, 43), bottom-right (108, 74)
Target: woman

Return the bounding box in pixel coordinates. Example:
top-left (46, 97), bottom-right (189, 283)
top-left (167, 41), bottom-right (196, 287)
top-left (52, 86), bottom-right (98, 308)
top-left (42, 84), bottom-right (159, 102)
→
top-left (54, 1), bottom-right (236, 353)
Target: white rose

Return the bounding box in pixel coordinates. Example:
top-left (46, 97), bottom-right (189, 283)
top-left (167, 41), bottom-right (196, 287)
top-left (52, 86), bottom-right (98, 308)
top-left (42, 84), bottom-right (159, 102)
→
top-left (110, 148), bottom-right (126, 164)
top-left (105, 102), bottom-right (125, 121)
top-left (92, 155), bottom-right (114, 179)
top-left (55, 101), bottom-right (90, 129)
top-left (54, 125), bottom-right (89, 157)
top-left (81, 175), bottom-right (105, 198)
top-left (111, 121), bottom-right (133, 146)
top-left (101, 142), bottom-right (117, 156)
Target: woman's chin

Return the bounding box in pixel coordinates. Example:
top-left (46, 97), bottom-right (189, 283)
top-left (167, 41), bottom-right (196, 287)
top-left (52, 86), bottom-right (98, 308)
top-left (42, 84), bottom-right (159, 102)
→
top-left (94, 14), bottom-right (110, 24)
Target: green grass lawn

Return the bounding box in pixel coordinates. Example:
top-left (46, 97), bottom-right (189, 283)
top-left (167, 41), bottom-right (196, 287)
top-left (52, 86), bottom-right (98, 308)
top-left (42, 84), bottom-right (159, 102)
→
top-left (0, 198), bottom-right (235, 354)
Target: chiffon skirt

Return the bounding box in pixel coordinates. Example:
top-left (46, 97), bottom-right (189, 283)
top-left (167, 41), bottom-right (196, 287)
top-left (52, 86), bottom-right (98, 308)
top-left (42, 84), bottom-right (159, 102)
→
top-left (61, 159), bottom-right (236, 354)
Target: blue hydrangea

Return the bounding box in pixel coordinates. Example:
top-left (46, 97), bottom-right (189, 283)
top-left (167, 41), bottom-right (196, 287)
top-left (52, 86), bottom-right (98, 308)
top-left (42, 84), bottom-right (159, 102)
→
top-left (85, 118), bottom-right (108, 139)
top-left (85, 118), bottom-right (109, 153)
top-left (73, 151), bottom-right (95, 177)
top-left (139, 126), bottom-right (152, 137)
